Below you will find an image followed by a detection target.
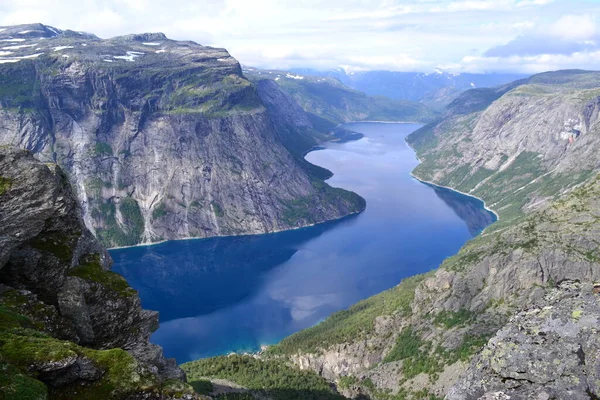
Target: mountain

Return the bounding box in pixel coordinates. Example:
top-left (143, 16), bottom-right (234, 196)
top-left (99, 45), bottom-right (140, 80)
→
top-left (290, 68), bottom-right (527, 108)
top-left (187, 70), bottom-right (600, 400)
top-left (0, 147), bottom-right (196, 399)
top-left (408, 69), bottom-right (600, 227)
top-left (244, 67), bottom-right (437, 129)
top-left (0, 23), bottom-right (365, 248)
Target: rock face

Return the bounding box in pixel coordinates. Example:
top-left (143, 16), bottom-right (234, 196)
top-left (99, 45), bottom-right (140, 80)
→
top-left (448, 281), bottom-right (600, 400)
top-left (0, 147), bottom-right (194, 399)
top-left (408, 70), bottom-right (600, 222)
top-left (0, 23), bottom-right (364, 248)
top-left (260, 71), bottom-right (600, 400)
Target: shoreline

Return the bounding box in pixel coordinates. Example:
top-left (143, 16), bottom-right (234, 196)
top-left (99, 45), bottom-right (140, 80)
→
top-left (107, 208), bottom-right (364, 251)
top-left (110, 121), bottom-right (486, 251)
top-left (404, 138), bottom-right (500, 222)
top-left (109, 121), bottom-right (417, 251)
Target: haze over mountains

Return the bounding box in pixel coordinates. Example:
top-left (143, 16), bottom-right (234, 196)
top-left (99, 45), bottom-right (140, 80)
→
top-left (1, 17), bottom-right (600, 400)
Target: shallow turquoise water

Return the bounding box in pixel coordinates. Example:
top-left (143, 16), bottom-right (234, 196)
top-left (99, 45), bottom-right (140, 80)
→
top-left (111, 122), bottom-right (496, 362)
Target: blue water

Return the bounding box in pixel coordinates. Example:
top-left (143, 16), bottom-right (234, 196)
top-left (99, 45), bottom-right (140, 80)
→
top-left (111, 123), bottom-right (496, 363)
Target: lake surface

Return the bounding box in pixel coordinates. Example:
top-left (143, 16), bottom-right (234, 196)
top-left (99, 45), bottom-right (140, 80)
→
top-left (111, 122), bottom-right (496, 363)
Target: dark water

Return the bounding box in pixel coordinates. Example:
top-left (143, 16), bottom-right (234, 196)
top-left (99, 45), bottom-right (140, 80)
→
top-left (111, 123), bottom-right (496, 363)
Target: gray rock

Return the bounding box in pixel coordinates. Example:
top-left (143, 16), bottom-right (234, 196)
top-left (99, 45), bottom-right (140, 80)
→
top-left (0, 24), bottom-right (364, 248)
top-left (0, 147), bottom-right (189, 395)
top-left (447, 281), bottom-right (600, 400)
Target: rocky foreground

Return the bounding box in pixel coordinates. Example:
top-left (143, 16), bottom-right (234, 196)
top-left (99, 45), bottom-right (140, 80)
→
top-left (0, 147), bottom-right (196, 399)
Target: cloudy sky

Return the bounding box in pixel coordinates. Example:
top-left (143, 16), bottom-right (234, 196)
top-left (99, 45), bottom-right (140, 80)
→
top-left (1, 0), bottom-right (599, 73)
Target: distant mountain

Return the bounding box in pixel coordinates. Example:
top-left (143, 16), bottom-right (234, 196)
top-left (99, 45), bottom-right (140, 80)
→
top-left (0, 23), bottom-right (365, 248)
top-left (290, 68), bottom-right (528, 109)
top-left (244, 67), bottom-right (437, 127)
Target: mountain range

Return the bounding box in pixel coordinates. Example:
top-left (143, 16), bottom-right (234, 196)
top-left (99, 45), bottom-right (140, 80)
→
top-left (1, 23), bottom-right (600, 400)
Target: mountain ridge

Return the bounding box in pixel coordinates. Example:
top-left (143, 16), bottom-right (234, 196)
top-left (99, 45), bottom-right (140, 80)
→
top-left (0, 23), bottom-right (365, 248)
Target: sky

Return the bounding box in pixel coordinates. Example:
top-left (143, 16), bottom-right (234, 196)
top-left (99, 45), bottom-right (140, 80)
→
top-left (1, 0), bottom-right (600, 74)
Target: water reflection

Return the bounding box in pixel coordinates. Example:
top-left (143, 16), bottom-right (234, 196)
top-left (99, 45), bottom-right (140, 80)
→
top-left (111, 215), bottom-right (358, 322)
top-left (426, 183), bottom-right (497, 236)
top-left (111, 122), bottom-right (496, 362)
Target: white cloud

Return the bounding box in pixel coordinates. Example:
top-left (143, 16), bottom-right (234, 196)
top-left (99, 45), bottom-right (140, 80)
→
top-left (461, 50), bottom-right (600, 73)
top-left (548, 14), bottom-right (596, 41)
top-left (0, 0), bottom-right (597, 73)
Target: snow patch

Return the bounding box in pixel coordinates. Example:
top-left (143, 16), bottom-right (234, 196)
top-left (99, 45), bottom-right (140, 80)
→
top-left (143, 42), bottom-right (161, 46)
top-left (19, 53), bottom-right (43, 59)
top-left (113, 51), bottom-right (144, 62)
top-left (0, 53), bottom-right (44, 63)
top-left (0, 29), bottom-right (5, 33)
top-left (53, 46), bottom-right (74, 51)
top-left (0, 51), bottom-right (13, 56)
top-left (155, 49), bottom-right (166, 53)
top-left (2, 44), bottom-right (36, 50)
top-left (470, 82), bottom-right (476, 88)
top-left (18, 30), bottom-right (32, 34)
top-left (47, 27), bottom-right (60, 36)
top-left (62, 55), bottom-right (69, 58)
top-left (286, 73), bottom-right (304, 80)
top-left (274, 76), bottom-right (280, 81)
top-left (217, 58), bottom-right (229, 62)
top-left (103, 59), bottom-right (114, 63)
top-left (0, 38), bottom-right (26, 42)
top-left (82, 43), bottom-right (88, 46)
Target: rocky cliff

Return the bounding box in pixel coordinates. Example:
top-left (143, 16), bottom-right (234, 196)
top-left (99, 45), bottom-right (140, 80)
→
top-left (0, 23), bottom-right (364, 248)
top-left (246, 71), bottom-right (600, 400)
top-left (408, 69), bottom-right (600, 224)
top-left (0, 147), bottom-right (196, 399)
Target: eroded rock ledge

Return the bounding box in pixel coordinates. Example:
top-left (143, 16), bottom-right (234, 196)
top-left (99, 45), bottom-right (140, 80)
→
top-left (448, 280), bottom-right (600, 400)
top-left (0, 147), bottom-right (195, 399)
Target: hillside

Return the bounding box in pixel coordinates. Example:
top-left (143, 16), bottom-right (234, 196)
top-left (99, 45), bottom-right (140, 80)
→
top-left (243, 68), bottom-right (437, 129)
top-left (408, 69), bottom-right (600, 226)
top-left (196, 70), bottom-right (600, 400)
top-left (0, 23), bottom-right (365, 248)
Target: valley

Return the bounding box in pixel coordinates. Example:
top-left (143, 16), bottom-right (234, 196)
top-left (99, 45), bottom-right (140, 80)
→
top-left (1, 19), bottom-right (600, 400)
top-left (110, 122), bottom-right (495, 362)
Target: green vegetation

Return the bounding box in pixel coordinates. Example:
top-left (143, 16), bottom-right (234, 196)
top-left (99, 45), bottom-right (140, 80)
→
top-left (0, 176), bottom-right (12, 196)
top-left (281, 179), bottom-right (365, 226)
top-left (94, 142), bottom-right (114, 156)
top-left (182, 355), bottom-right (345, 400)
top-left (95, 197), bottom-right (144, 247)
top-left (0, 286), bottom-right (197, 399)
top-left (212, 201), bottom-right (225, 217)
top-left (337, 375), bottom-right (358, 389)
top-left (152, 201), bottom-right (168, 220)
top-left (69, 254), bottom-right (137, 297)
top-left (383, 328), bottom-right (491, 380)
top-left (0, 63), bottom-right (39, 111)
top-left (432, 309), bottom-right (475, 329)
top-left (268, 274), bottom-right (429, 355)
top-left (189, 379), bottom-right (213, 395)
top-left (29, 232), bottom-right (78, 262)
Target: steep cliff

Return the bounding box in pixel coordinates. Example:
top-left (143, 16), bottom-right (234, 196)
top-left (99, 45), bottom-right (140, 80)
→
top-left (0, 23), bottom-right (364, 248)
top-left (408, 70), bottom-right (600, 224)
top-left (240, 71), bottom-right (600, 400)
top-left (0, 147), bottom-right (195, 399)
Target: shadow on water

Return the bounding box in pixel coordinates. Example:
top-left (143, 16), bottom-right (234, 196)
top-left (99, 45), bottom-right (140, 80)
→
top-left (111, 213), bottom-right (359, 323)
top-left (427, 183), bottom-right (497, 236)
